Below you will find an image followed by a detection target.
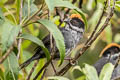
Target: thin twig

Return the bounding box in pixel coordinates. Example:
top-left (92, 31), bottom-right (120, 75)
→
top-left (85, 0), bottom-right (107, 45)
top-left (49, 9), bottom-right (57, 74)
top-left (40, 68), bottom-right (47, 80)
top-left (22, 11), bottom-right (48, 28)
top-left (26, 60), bottom-right (39, 80)
top-left (0, 46), bottom-right (14, 64)
top-left (17, 0), bottom-right (23, 59)
top-left (51, 61), bottom-right (57, 74)
top-left (22, 21), bottom-right (37, 28)
top-left (48, 8), bottom-right (57, 75)
top-left (19, 0), bottom-right (23, 25)
top-left (114, 55), bottom-right (120, 68)
top-left (33, 58), bottom-right (52, 80)
top-left (22, 4), bottom-right (44, 27)
top-left (34, 49), bottom-right (56, 80)
top-left (17, 32), bottom-right (22, 59)
top-left (56, 0), bottom-right (116, 76)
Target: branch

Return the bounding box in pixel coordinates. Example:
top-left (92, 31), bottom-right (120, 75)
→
top-left (22, 3), bottom-right (44, 27)
top-left (0, 45), bottom-right (14, 64)
top-left (17, 0), bottom-right (23, 59)
top-left (26, 60), bottom-right (39, 80)
top-left (33, 45), bottom-right (56, 80)
top-left (40, 68), bottom-right (47, 80)
top-left (85, 0), bottom-right (107, 45)
top-left (33, 58), bottom-right (53, 80)
top-left (56, 0), bottom-right (116, 76)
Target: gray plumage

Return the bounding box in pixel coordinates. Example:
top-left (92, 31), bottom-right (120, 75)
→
top-left (94, 47), bottom-right (120, 80)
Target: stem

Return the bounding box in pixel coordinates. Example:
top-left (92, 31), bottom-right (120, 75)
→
top-left (26, 60), bottom-right (39, 80)
top-left (22, 4), bottom-right (44, 27)
top-left (17, 0), bottom-right (23, 59)
top-left (0, 45), bottom-right (14, 64)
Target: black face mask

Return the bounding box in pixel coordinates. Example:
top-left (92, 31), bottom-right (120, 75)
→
top-left (70, 18), bottom-right (84, 29)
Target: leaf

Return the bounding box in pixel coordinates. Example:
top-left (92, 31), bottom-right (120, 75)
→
top-left (104, 25), bottom-right (112, 44)
top-left (99, 63), bottom-right (114, 80)
top-left (82, 64), bottom-right (99, 80)
top-left (0, 9), bottom-right (5, 44)
top-left (76, 76), bottom-right (86, 80)
top-left (72, 65), bottom-right (82, 72)
top-left (0, 8), bottom-right (5, 25)
top-left (114, 33), bottom-right (120, 43)
top-left (48, 76), bottom-right (70, 80)
top-left (15, 0), bottom-right (20, 22)
top-left (1, 21), bottom-right (21, 53)
top-left (116, 1), bottom-right (120, 4)
top-left (45, 0), bottom-right (87, 30)
top-left (32, 59), bottom-right (45, 79)
top-left (21, 50), bottom-right (34, 72)
top-left (115, 4), bottom-right (120, 12)
top-left (22, 2), bottom-right (38, 18)
top-left (4, 7), bottom-right (17, 24)
top-left (37, 19), bottom-right (65, 65)
top-left (21, 33), bottom-right (50, 60)
top-left (3, 52), bottom-right (19, 80)
top-left (115, 1), bottom-right (120, 12)
top-left (0, 68), bottom-right (4, 80)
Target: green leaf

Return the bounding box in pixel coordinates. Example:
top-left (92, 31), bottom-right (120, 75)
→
top-left (21, 33), bottom-right (50, 60)
top-left (0, 9), bottom-right (5, 44)
top-left (0, 8), bottom-right (5, 25)
top-left (15, 0), bottom-right (20, 22)
top-left (1, 21), bottom-right (21, 53)
top-left (115, 4), bottom-right (120, 12)
top-left (0, 68), bottom-right (4, 80)
top-left (22, 2), bottom-right (38, 18)
top-left (104, 25), bottom-right (112, 44)
top-left (3, 52), bottom-right (19, 80)
top-left (114, 33), bottom-right (120, 43)
top-left (76, 76), bottom-right (86, 80)
top-left (48, 76), bottom-right (70, 80)
top-left (72, 65), bottom-right (82, 72)
top-left (82, 64), bottom-right (99, 80)
top-left (115, 1), bottom-right (120, 11)
top-left (99, 63), bottom-right (114, 80)
top-left (116, 1), bottom-right (120, 4)
top-left (21, 50), bottom-right (34, 73)
top-left (32, 59), bottom-right (45, 79)
top-left (45, 0), bottom-right (87, 30)
top-left (37, 19), bottom-right (65, 65)
top-left (4, 7), bottom-right (17, 24)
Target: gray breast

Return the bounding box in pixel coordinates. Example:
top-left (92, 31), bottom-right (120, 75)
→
top-left (61, 29), bottom-right (75, 50)
top-left (94, 56), bottom-right (120, 80)
top-left (60, 26), bottom-right (83, 56)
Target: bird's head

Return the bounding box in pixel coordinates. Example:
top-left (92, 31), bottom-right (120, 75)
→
top-left (99, 43), bottom-right (120, 60)
top-left (64, 14), bottom-right (85, 33)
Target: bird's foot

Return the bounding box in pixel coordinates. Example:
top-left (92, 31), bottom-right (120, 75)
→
top-left (64, 58), bottom-right (78, 66)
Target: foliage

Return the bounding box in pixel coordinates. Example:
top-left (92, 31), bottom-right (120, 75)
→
top-left (0, 0), bottom-right (120, 80)
top-left (72, 63), bottom-right (114, 80)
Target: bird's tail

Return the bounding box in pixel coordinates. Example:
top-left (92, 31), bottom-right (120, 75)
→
top-left (20, 47), bottom-right (42, 69)
top-left (20, 57), bottom-right (35, 69)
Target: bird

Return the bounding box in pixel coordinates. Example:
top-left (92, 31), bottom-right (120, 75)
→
top-left (20, 14), bottom-right (85, 69)
top-left (94, 43), bottom-right (120, 80)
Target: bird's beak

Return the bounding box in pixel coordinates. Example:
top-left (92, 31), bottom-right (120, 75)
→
top-left (64, 18), bottom-right (70, 23)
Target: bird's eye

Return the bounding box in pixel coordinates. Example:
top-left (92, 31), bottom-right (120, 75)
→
top-left (70, 19), bottom-right (78, 25)
top-left (114, 48), bottom-right (119, 52)
top-left (70, 19), bottom-right (79, 27)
